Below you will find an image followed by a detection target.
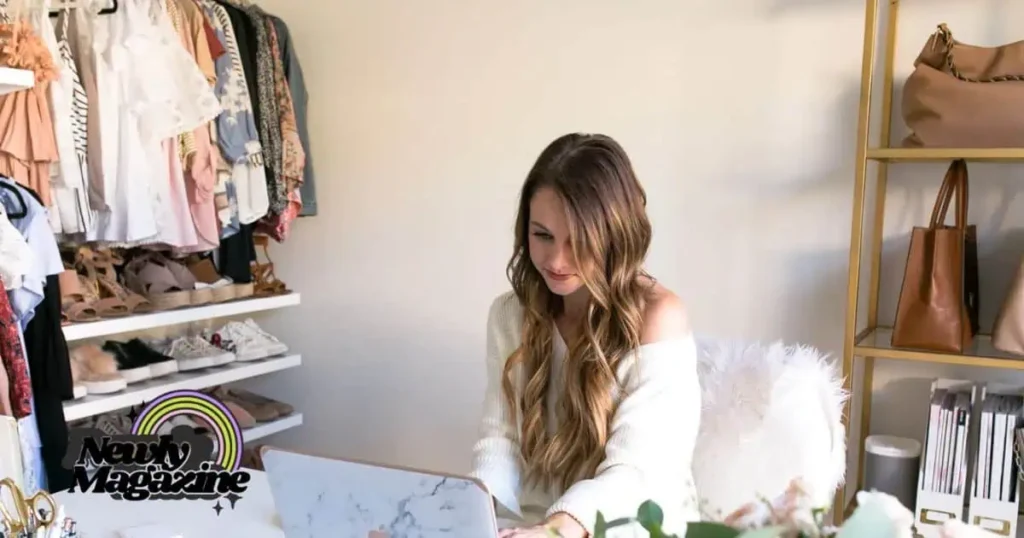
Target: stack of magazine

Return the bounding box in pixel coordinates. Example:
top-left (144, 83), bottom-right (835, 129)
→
top-left (922, 388), bottom-right (973, 496)
top-left (915, 381), bottom-right (1024, 538)
top-left (973, 393), bottom-right (1023, 503)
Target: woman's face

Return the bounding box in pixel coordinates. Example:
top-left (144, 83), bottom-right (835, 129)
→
top-left (528, 187), bottom-right (584, 296)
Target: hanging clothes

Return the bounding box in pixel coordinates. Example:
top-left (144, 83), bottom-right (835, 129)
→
top-left (66, 0), bottom-right (108, 213)
top-left (0, 19), bottom-right (60, 209)
top-left (166, 0), bottom-right (221, 254)
top-left (268, 15), bottom-right (316, 217)
top-left (0, 284), bottom-right (31, 419)
top-left (0, 179), bottom-right (68, 492)
top-left (1, 180), bottom-right (69, 490)
top-left (254, 18), bottom-right (302, 242)
top-left (0, 203), bottom-right (32, 291)
top-left (199, 0), bottom-right (265, 230)
top-left (28, 1), bottom-right (92, 237)
top-left (234, 3), bottom-right (285, 215)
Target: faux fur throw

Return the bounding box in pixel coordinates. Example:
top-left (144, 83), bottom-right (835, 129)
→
top-left (691, 337), bottom-right (848, 520)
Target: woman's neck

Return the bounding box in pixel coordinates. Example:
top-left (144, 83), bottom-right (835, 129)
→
top-left (560, 287), bottom-right (589, 323)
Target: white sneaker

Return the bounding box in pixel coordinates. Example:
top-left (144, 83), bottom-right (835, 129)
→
top-left (205, 323), bottom-right (272, 362)
top-left (242, 318), bottom-right (289, 356)
top-left (166, 336), bottom-right (236, 371)
top-left (94, 413), bottom-right (133, 436)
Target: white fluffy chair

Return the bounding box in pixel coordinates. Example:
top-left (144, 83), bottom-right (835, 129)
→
top-left (691, 337), bottom-right (848, 520)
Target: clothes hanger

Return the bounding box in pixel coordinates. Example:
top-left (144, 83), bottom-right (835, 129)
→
top-left (47, 0), bottom-right (117, 18)
top-left (0, 181), bottom-right (26, 219)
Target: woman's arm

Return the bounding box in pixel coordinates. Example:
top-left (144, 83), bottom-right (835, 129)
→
top-left (544, 296), bottom-right (702, 536)
top-left (471, 293), bottom-right (525, 517)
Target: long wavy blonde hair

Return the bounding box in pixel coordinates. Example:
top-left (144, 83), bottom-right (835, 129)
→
top-left (502, 133), bottom-right (653, 493)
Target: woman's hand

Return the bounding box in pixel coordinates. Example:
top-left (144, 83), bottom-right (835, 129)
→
top-left (499, 512), bottom-right (587, 538)
top-left (498, 526), bottom-right (556, 537)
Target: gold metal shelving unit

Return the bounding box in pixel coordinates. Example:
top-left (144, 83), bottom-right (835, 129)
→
top-left (833, 0), bottom-right (1024, 524)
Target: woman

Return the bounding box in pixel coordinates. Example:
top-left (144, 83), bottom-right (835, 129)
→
top-left (471, 133), bottom-right (703, 538)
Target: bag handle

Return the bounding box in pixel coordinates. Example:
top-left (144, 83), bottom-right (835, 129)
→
top-left (956, 159), bottom-right (969, 230)
top-left (930, 159), bottom-right (969, 230)
top-left (936, 23), bottom-right (1024, 83)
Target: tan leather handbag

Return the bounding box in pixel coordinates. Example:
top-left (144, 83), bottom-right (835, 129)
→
top-left (993, 259), bottom-right (1024, 355)
top-left (902, 24), bottom-right (1024, 148)
top-left (892, 160), bottom-right (980, 353)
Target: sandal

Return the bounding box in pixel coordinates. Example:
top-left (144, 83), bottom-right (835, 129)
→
top-left (59, 269), bottom-right (99, 325)
top-left (123, 253), bottom-right (193, 310)
top-left (76, 247), bottom-right (157, 316)
top-left (251, 234), bottom-right (290, 297)
top-left (78, 270), bottom-right (130, 318)
top-left (156, 253), bottom-right (214, 305)
top-left (187, 256), bottom-right (240, 303)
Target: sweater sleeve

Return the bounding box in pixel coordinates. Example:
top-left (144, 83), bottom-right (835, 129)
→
top-left (470, 293), bottom-right (524, 517)
top-left (546, 335), bottom-right (702, 535)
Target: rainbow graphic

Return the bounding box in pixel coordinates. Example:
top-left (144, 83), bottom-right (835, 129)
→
top-left (131, 389), bottom-right (243, 472)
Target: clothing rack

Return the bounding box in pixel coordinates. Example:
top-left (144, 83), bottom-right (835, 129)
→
top-left (0, 0), bottom-right (314, 502)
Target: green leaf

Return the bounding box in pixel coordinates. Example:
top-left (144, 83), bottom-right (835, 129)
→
top-left (593, 512), bottom-right (607, 538)
top-left (736, 526), bottom-right (786, 538)
top-left (683, 522), bottom-right (742, 538)
top-left (637, 500), bottom-right (665, 533)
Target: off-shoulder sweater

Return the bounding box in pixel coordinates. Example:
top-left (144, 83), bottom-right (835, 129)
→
top-left (469, 291), bottom-right (703, 536)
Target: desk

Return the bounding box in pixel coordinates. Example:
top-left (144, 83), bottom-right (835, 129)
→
top-left (54, 470), bottom-right (284, 537)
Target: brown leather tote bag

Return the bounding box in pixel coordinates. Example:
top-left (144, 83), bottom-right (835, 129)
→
top-left (902, 24), bottom-right (1024, 148)
top-left (892, 160), bottom-right (980, 353)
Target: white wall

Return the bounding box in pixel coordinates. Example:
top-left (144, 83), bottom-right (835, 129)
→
top-left (245, 0), bottom-right (1024, 496)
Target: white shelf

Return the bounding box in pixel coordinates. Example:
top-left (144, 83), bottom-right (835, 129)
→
top-left (0, 68), bottom-right (33, 95)
top-left (63, 354), bottom-right (302, 421)
top-left (242, 412), bottom-right (303, 443)
top-left (62, 293), bottom-right (301, 342)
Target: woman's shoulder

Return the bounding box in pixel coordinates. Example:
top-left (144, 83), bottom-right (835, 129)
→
top-left (486, 290), bottom-right (523, 340)
top-left (639, 282), bottom-right (691, 345)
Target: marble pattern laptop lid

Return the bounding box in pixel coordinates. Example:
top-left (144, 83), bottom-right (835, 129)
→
top-left (261, 447), bottom-right (499, 538)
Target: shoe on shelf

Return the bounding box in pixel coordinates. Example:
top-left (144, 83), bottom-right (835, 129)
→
top-left (242, 318), bottom-right (288, 355)
top-left (188, 256), bottom-right (253, 303)
top-left (67, 351), bottom-right (89, 401)
top-left (207, 386), bottom-right (279, 422)
top-left (152, 336), bottom-right (236, 372)
top-left (94, 412), bottom-right (133, 436)
top-left (224, 400), bottom-right (256, 429)
top-left (104, 339), bottom-right (179, 378)
top-left (101, 341), bottom-right (155, 384)
top-left (224, 387), bottom-right (294, 416)
top-left (69, 344), bottom-right (128, 395)
top-left (205, 320), bottom-right (282, 362)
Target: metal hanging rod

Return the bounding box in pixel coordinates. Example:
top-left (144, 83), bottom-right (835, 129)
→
top-left (47, 0), bottom-right (117, 17)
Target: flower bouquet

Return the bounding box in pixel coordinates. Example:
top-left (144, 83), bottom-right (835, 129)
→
top-left (588, 479), bottom-right (1000, 538)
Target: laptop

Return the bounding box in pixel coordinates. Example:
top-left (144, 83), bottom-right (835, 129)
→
top-left (260, 446), bottom-right (501, 538)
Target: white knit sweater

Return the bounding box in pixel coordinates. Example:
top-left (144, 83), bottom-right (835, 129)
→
top-left (470, 292), bottom-right (703, 536)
